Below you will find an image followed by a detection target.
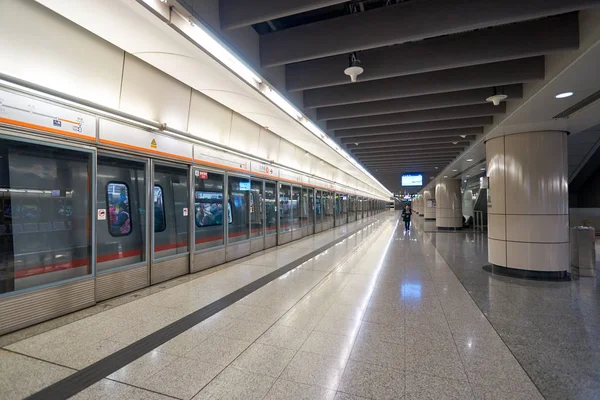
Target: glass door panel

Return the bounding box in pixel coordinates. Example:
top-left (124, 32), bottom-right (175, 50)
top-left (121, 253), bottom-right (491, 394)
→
top-left (228, 176), bottom-right (250, 243)
top-left (265, 181), bottom-right (277, 235)
top-left (194, 169), bottom-right (224, 251)
top-left (250, 180), bottom-right (263, 238)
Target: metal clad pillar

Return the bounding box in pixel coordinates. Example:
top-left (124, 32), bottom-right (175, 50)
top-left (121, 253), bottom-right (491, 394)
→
top-left (435, 178), bottom-right (462, 228)
top-left (486, 131), bottom-right (569, 276)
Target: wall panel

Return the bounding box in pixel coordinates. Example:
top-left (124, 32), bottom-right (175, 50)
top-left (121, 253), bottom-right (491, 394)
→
top-left (0, 0), bottom-right (124, 108)
top-left (229, 113), bottom-right (260, 155)
top-left (188, 90), bottom-right (233, 145)
top-left (120, 54), bottom-right (191, 131)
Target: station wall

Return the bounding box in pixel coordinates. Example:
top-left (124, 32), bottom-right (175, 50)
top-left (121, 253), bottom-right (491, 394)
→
top-left (0, 0), bottom-right (384, 199)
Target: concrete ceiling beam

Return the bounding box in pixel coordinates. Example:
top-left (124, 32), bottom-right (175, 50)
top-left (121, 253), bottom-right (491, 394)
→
top-left (316, 86), bottom-right (521, 121)
top-left (304, 57), bottom-right (544, 108)
top-left (327, 103), bottom-right (504, 130)
top-left (334, 117), bottom-right (492, 138)
top-left (287, 13), bottom-right (578, 91)
top-left (341, 128), bottom-right (482, 145)
top-left (260, 0), bottom-right (595, 67)
top-left (220, 0), bottom-right (347, 30)
top-left (352, 139), bottom-right (471, 150)
top-left (354, 150), bottom-right (462, 158)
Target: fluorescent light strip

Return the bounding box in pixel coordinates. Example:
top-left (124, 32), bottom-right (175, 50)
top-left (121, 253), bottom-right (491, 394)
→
top-left (170, 9), bottom-right (262, 87)
top-left (165, 5), bottom-right (390, 197)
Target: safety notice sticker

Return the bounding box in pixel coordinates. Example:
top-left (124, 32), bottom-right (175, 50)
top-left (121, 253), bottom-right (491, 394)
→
top-left (183, 208), bottom-right (188, 216)
top-left (97, 209), bottom-right (106, 220)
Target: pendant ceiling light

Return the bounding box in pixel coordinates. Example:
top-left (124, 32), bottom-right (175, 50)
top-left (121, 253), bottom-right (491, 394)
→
top-left (344, 52), bottom-right (364, 83)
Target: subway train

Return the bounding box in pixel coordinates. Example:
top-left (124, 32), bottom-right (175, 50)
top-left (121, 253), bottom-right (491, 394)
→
top-left (0, 131), bottom-right (387, 336)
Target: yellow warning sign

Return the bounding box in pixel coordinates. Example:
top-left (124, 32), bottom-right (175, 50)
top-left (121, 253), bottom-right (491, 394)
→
top-left (150, 139), bottom-right (157, 149)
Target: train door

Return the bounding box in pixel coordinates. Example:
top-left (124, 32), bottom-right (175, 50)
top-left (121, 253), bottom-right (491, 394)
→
top-left (250, 179), bottom-right (264, 253)
top-left (321, 192), bottom-right (333, 231)
top-left (342, 194), bottom-right (348, 225)
top-left (305, 187), bottom-right (314, 236)
top-left (347, 195), bottom-right (352, 223)
top-left (192, 168), bottom-right (225, 272)
top-left (278, 183), bottom-right (292, 244)
top-left (96, 154), bottom-right (148, 301)
top-left (359, 197), bottom-right (364, 220)
top-left (0, 134), bottom-right (95, 335)
top-left (226, 174), bottom-right (250, 261)
top-left (314, 190), bottom-right (322, 233)
top-left (334, 193), bottom-right (341, 227)
top-left (291, 185), bottom-right (303, 241)
top-left (264, 181), bottom-right (277, 249)
top-left (151, 162), bottom-right (189, 284)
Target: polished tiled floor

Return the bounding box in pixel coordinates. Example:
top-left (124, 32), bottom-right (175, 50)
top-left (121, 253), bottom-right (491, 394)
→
top-left (3, 212), bottom-right (592, 399)
top-left (424, 218), bottom-right (600, 400)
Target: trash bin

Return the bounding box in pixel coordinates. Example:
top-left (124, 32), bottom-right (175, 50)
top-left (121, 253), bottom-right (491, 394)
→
top-left (570, 226), bottom-right (597, 278)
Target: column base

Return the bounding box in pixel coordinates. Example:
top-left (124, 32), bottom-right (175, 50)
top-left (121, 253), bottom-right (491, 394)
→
top-left (483, 264), bottom-right (570, 281)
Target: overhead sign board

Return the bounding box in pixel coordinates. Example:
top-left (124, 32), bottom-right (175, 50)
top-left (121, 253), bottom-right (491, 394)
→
top-left (0, 88), bottom-right (96, 140)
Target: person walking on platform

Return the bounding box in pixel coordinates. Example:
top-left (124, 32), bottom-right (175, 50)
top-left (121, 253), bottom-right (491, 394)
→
top-left (401, 204), bottom-right (412, 231)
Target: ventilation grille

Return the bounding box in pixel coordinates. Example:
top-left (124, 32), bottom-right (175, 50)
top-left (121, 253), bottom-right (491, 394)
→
top-left (553, 89), bottom-right (600, 119)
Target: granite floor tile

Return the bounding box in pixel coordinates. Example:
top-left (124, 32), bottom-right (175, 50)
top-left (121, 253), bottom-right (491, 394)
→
top-left (192, 366), bottom-right (276, 400)
top-left (140, 357), bottom-right (223, 399)
top-left (108, 350), bottom-right (178, 386)
top-left (232, 343), bottom-right (296, 378)
top-left (405, 339), bottom-right (467, 382)
top-left (334, 392), bottom-right (371, 400)
top-left (71, 379), bottom-right (172, 400)
top-left (349, 335), bottom-right (405, 370)
top-left (187, 335), bottom-right (250, 367)
top-left (216, 318), bottom-right (271, 342)
top-left (338, 359), bottom-right (405, 400)
top-left (64, 340), bottom-right (128, 370)
top-left (280, 351), bottom-right (348, 390)
top-left (300, 330), bottom-right (356, 359)
top-left (362, 306), bottom-right (404, 326)
top-left (462, 352), bottom-right (537, 393)
top-left (404, 372), bottom-right (473, 400)
top-left (263, 378), bottom-right (336, 400)
top-left (470, 384), bottom-right (544, 400)
top-left (256, 324), bottom-right (312, 350)
top-left (357, 321), bottom-right (404, 345)
top-left (314, 315), bottom-right (364, 337)
top-left (155, 329), bottom-right (209, 357)
top-left (0, 349), bottom-right (74, 400)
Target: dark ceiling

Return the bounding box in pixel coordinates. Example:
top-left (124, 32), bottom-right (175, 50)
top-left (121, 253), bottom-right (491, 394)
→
top-left (218, 0), bottom-right (600, 193)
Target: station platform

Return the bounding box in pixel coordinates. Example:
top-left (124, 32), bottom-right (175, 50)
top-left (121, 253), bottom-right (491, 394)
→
top-left (0, 212), bottom-right (598, 399)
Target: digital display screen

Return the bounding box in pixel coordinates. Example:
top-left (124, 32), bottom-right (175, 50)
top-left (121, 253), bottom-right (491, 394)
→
top-left (239, 181), bottom-right (250, 191)
top-left (401, 174), bottom-right (423, 187)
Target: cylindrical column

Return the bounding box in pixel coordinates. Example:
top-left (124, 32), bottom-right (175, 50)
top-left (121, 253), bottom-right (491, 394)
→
top-left (486, 131), bottom-right (569, 276)
top-left (424, 189), bottom-right (436, 220)
top-left (436, 179), bottom-right (462, 228)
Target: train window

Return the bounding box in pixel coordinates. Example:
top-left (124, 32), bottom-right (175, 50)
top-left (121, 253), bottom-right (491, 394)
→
top-left (0, 137), bottom-right (92, 294)
top-left (107, 182), bottom-right (132, 237)
top-left (195, 191), bottom-right (224, 228)
top-left (154, 185), bottom-right (166, 232)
